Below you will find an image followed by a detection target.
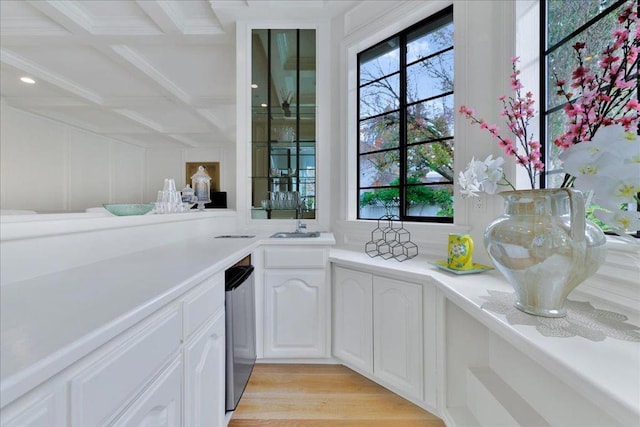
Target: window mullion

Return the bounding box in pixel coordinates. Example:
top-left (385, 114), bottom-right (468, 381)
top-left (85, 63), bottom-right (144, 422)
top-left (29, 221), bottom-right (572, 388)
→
top-left (540, 0), bottom-right (547, 188)
top-left (399, 33), bottom-right (407, 220)
top-left (356, 52), bottom-right (362, 219)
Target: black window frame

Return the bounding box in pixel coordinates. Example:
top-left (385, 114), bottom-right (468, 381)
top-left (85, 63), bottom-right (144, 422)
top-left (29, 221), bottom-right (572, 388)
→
top-left (356, 5), bottom-right (454, 223)
top-left (540, 0), bottom-right (635, 188)
top-left (540, 0), bottom-right (640, 237)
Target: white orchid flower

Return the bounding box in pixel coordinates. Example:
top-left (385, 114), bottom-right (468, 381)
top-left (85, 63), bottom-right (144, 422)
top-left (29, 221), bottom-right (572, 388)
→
top-left (582, 174), bottom-right (640, 210)
top-left (562, 124), bottom-right (640, 236)
top-left (595, 209), bottom-right (640, 235)
top-left (587, 124), bottom-right (639, 162)
top-left (589, 124), bottom-right (629, 144)
top-left (480, 155), bottom-right (504, 195)
top-left (560, 146), bottom-right (620, 178)
top-left (458, 167), bottom-right (481, 198)
top-left (457, 155), bottom-right (509, 198)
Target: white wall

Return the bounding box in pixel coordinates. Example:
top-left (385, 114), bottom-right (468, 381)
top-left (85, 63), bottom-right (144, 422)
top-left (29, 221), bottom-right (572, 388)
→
top-left (0, 104), bottom-right (236, 212)
top-left (1, 104), bottom-right (146, 213)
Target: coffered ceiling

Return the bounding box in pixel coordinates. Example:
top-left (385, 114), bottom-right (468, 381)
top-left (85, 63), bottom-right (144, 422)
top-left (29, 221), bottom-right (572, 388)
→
top-left (0, 0), bottom-right (357, 149)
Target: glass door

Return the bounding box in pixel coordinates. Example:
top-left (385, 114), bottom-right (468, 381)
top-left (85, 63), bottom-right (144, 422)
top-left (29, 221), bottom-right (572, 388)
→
top-left (251, 29), bottom-right (316, 220)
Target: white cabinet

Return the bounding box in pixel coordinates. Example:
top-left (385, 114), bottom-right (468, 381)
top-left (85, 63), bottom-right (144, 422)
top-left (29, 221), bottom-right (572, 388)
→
top-left (264, 270), bottom-right (327, 358)
top-left (184, 311), bottom-right (226, 427)
top-left (1, 272), bottom-right (227, 427)
top-left (332, 265), bottom-right (424, 402)
top-left (333, 266), bottom-right (373, 373)
top-left (261, 246), bottom-right (330, 359)
top-left (112, 356), bottom-right (182, 427)
top-left (70, 308), bottom-right (182, 427)
top-left (373, 276), bottom-right (423, 400)
top-left (442, 300), bottom-right (629, 427)
top-left (182, 273), bottom-right (224, 340)
top-left (0, 384), bottom-right (66, 427)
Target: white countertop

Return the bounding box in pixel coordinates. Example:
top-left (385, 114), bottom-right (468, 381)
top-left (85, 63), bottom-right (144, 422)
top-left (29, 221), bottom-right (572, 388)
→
top-left (0, 232), bottom-right (335, 407)
top-left (330, 248), bottom-right (640, 424)
top-left (2, 233), bottom-right (636, 422)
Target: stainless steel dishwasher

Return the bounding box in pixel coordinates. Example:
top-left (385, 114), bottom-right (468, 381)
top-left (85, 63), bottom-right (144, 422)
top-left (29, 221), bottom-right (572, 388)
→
top-left (225, 263), bottom-right (256, 411)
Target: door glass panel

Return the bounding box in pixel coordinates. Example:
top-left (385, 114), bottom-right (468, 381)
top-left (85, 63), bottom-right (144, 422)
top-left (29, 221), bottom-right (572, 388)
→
top-left (251, 29), bottom-right (316, 219)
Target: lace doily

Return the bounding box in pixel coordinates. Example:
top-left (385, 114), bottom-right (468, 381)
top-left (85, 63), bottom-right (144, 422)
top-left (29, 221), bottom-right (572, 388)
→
top-left (480, 290), bottom-right (640, 342)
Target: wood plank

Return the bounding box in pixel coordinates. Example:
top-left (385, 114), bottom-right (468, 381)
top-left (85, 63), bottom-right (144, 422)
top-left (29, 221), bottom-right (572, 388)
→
top-left (229, 364), bottom-right (445, 426)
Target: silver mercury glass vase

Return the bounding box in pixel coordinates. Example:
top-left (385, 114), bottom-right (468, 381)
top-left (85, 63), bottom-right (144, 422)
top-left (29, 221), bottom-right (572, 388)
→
top-left (484, 189), bottom-right (607, 317)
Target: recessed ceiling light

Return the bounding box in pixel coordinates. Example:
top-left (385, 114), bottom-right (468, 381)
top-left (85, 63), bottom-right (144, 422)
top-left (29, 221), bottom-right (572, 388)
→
top-left (251, 83), bottom-right (258, 89)
top-left (260, 103), bottom-right (267, 108)
top-left (20, 76), bottom-right (36, 84)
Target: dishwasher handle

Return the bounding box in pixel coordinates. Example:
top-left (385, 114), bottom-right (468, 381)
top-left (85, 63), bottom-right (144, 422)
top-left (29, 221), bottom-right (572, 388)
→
top-left (225, 265), bottom-right (254, 291)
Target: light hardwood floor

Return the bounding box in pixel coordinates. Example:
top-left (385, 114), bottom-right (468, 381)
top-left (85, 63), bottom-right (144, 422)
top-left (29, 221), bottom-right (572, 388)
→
top-left (229, 364), bottom-right (445, 426)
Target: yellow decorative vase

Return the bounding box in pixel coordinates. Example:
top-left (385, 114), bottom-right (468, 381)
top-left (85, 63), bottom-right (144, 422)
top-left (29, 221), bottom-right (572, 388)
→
top-left (484, 189), bottom-right (607, 317)
top-left (447, 234), bottom-right (474, 270)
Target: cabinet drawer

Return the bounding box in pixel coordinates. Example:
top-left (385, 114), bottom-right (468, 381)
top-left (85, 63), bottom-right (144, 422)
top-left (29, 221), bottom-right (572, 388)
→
top-left (111, 356), bottom-right (182, 427)
top-left (183, 272), bottom-right (224, 340)
top-left (264, 247), bottom-right (326, 269)
top-left (70, 308), bottom-right (181, 427)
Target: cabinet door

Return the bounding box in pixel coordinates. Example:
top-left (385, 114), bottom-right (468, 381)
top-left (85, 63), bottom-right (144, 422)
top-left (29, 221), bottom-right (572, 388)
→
top-left (263, 270), bottom-right (327, 358)
top-left (373, 276), bottom-right (423, 400)
top-left (70, 308), bottom-right (181, 427)
top-left (184, 311), bottom-right (226, 427)
top-left (112, 357), bottom-right (182, 427)
top-left (0, 384), bottom-right (66, 427)
top-left (333, 266), bottom-right (373, 373)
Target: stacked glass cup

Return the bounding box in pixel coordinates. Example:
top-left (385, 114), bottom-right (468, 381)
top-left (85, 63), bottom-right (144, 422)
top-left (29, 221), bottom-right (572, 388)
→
top-left (155, 178), bottom-right (195, 214)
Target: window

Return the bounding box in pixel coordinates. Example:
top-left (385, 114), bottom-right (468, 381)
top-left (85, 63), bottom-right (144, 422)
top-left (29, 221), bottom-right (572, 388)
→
top-left (542, 0), bottom-right (639, 236)
top-left (542, 0), bottom-right (636, 188)
top-left (251, 29), bottom-right (317, 220)
top-left (357, 6), bottom-right (454, 222)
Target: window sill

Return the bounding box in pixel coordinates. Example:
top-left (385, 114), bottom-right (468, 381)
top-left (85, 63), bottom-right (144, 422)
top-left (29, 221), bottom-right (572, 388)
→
top-left (576, 235), bottom-right (640, 311)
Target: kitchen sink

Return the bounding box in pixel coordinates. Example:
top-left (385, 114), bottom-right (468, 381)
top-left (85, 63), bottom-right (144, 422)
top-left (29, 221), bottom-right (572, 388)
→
top-left (270, 231), bottom-right (321, 238)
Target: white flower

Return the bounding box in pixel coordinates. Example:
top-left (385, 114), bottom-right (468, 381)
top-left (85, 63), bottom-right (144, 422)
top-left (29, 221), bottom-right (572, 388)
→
top-left (458, 168), bottom-right (481, 198)
top-left (581, 169), bottom-right (640, 209)
top-left (561, 124), bottom-right (640, 234)
top-left (595, 209), bottom-right (640, 235)
top-left (458, 155), bottom-right (507, 197)
top-left (479, 155), bottom-right (505, 194)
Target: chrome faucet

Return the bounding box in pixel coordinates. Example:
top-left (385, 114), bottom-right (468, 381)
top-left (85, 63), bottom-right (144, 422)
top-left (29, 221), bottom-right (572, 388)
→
top-left (296, 198), bottom-right (306, 233)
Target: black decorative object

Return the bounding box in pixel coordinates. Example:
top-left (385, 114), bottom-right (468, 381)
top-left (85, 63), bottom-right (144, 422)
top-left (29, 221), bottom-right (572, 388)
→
top-left (365, 215), bottom-right (418, 262)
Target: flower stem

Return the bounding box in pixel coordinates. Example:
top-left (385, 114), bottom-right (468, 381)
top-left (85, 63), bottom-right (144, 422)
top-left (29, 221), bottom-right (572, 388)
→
top-left (501, 173), bottom-right (516, 191)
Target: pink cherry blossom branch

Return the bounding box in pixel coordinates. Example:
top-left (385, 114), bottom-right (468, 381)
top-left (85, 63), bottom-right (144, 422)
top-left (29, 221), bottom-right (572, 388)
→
top-left (553, 2), bottom-right (639, 152)
top-left (459, 58), bottom-right (542, 189)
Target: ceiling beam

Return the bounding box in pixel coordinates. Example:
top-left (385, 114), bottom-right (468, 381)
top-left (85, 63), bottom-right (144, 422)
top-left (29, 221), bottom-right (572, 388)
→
top-left (26, 0), bottom-right (93, 35)
top-left (113, 109), bottom-right (165, 133)
top-left (1, 48), bottom-right (104, 105)
top-left (135, 0), bottom-right (183, 35)
top-left (168, 134), bottom-right (201, 147)
top-left (110, 44), bottom-right (192, 105)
